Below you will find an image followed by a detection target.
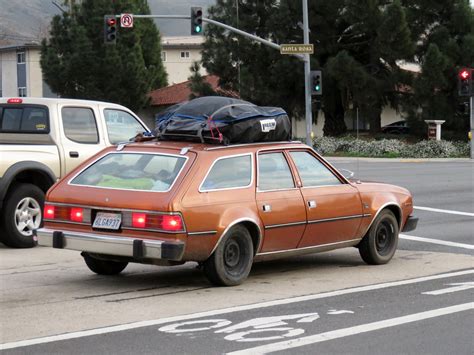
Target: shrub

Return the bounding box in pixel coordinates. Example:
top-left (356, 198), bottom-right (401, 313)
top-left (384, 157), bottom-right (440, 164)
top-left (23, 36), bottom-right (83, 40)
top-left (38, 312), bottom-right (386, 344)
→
top-left (312, 137), bottom-right (469, 158)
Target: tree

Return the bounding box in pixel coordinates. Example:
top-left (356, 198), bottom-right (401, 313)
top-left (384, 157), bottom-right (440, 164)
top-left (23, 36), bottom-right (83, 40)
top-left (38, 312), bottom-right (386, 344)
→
top-left (40, 0), bottom-right (167, 111)
top-left (401, 0), bottom-right (474, 138)
top-left (202, 0), bottom-right (415, 136)
top-left (188, 61), bottom-right (216, 99)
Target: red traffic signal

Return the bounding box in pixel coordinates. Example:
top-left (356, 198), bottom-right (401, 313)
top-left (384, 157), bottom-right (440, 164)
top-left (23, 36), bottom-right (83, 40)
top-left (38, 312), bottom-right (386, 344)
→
top-left (458, 68), bottom-right (473, 97)
top-left (104, 15), bottom-right (117, 44)
top-left (106, 18), bottom-right (116, 26)
top-left (459, 69), bottom-right (470, 80)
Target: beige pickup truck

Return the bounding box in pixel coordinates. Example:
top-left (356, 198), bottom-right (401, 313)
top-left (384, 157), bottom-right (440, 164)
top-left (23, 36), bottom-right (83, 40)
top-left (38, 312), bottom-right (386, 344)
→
top-left (0, 97), bottom-right (150, 248)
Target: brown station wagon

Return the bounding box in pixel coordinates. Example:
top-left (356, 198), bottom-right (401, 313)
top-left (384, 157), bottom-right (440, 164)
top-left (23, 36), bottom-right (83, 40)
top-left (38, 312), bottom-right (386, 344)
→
top-left (36, 140), bottom-right (418, 286)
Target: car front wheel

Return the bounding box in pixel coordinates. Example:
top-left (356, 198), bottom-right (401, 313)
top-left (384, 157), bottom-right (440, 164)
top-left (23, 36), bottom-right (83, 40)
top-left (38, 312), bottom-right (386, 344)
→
top-left (359, 210), bottom-right (399, 265)
top-left (203, 225), bottom-right (254, 286)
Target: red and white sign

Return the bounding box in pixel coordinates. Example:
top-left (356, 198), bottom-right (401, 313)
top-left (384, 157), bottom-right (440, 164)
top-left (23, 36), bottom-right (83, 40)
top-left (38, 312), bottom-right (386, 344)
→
top-left (120, 14), bottom-right (133, 28)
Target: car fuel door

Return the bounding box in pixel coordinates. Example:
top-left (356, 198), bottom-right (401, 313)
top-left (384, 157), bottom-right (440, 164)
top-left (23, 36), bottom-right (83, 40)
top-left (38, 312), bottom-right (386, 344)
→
top-left (256, 151), bottom-right (306, 253)
top-left (288, 150), bottom-right (364, 248)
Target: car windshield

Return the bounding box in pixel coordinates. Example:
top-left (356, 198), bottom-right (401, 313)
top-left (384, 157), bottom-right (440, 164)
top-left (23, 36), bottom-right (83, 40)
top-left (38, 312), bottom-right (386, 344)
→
top-left (70, 152), bottom-right (187, 192)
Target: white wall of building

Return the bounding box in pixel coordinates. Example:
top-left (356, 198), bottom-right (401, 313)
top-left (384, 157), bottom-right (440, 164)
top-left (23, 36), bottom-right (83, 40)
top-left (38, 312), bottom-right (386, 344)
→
top-left (161, 36), bottom-right (207, 85)
top-left (27, 49), bottom-right (43, 97)
top-left (0, 51), bottom-right (18, 97)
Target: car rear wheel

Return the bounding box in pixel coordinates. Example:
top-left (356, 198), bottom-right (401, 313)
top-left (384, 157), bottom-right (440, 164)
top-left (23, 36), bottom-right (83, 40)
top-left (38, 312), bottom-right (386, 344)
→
top-left (82, 252), bottom-right (128, 275)
top-left (203, 225), bottom-right (254, 286)
top-left (0, 183), bottom-right (44, 248)
top-left (359, 210), bottom-right (399, 265)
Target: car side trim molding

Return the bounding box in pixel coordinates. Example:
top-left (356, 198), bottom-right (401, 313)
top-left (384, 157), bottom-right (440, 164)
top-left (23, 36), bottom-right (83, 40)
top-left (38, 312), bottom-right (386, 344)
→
top-left (265, 221), bottom-right (307, 229)
top-left (307, 214), bottom-right (371, 225)
top-left (254, 238), bottom-right (361, 262)
top-left (187, 231), bottom-right (218, 236)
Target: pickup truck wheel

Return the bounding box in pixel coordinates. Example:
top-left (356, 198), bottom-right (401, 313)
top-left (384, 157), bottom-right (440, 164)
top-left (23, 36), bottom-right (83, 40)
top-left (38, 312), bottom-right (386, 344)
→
top-left (82, 253), bottom-right (128, 275)
top-left (0, 183), bottom-right (44, 248)
top-left (203, 225), bottom-right (254, 286)
top-left (359, 210), bottom-right (399, 265)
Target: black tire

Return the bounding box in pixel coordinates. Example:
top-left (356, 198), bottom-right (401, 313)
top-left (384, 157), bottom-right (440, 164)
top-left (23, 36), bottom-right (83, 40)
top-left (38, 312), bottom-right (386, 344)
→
top-left (82, 253), bottom-right (128, 275)
top-left (0, 183), bottom-right (44, 248)
top-left (203, 225), bottom-right (254, 286)
top-left (359, 210), bottom-right (399, 265)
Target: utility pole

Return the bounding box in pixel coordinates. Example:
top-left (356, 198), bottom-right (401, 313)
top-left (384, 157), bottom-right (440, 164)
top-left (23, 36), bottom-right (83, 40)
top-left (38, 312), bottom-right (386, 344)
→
top-left (302, 0), bottom-right (312, 146)
top-left (471, 95), bottom-right (473, 159)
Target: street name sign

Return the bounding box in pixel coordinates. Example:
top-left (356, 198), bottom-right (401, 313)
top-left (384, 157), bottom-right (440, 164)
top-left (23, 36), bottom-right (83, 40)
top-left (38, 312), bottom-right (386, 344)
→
top-left (280, 44), bottom-right (314, 55)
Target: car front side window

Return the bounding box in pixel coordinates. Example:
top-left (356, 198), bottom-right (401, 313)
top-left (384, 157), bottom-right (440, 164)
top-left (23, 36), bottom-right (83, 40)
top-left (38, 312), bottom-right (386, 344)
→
top-left (290, 151), bottom-right (342, 187)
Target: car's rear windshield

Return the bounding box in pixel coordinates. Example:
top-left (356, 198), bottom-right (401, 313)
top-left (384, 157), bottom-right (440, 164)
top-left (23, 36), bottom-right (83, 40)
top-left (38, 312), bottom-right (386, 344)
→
top-left (0, 105), bottom-right (50, 133)
top-left (70, 152), bottom-right (187, 192)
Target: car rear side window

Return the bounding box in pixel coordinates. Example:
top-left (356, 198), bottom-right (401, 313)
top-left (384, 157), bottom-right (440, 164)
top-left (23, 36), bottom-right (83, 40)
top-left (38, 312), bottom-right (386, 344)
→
top-left (0, 106), bottom-right (49, 133)
top-left (200, 154), bottom-right (252, 191)
top-left (290, 151), bottom-right (341, 187)
top-left (104, 109), bottom-right (146, 144)
top-left (62, 107), bottom-right (98, 144)
top-left (258, 152), bottom-right (295, 191)
top-left (70, 152), bottom-right (187, 192)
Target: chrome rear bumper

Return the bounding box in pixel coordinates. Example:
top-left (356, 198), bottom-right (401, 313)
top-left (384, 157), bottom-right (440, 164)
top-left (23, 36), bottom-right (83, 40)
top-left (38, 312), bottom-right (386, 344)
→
top-left (35, 228), bottom-right (184, 261)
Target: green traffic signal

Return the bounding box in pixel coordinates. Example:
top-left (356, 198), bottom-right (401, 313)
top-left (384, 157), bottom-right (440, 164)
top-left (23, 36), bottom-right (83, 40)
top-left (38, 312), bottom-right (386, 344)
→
top-left (195, 25), bottom-right (202, 33)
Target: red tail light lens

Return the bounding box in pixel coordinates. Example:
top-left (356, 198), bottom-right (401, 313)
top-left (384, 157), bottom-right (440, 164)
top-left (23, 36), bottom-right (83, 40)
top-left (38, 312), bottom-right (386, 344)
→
top-left (132, 213), bottom-right (147, 228)
top-left (7, 98), bottom-right (23, 104)
top-left (44, 205), bottom-right (55, 219)
top-left (161, 215), bottom-right (183, 231)
top-left (70, 207), bottom-right (84, 222)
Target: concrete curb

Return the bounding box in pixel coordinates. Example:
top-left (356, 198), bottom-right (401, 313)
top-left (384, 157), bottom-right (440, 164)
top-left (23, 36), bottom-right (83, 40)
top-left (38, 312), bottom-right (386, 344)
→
top-left (325, 157), bottom-right (473, 163)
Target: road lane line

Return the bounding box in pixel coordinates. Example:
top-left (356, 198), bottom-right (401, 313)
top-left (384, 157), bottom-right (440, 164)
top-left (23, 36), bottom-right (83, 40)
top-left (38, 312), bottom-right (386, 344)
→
top-left (1, 269), bottom-right (473, 350)
top-left (227, 303), bottom-right (474, 355)
top-left (414, 206), bottom-right (474, 217)
top-left (422, 282), bottom-right (474, 295)
top-left (400, 234), bottom-right (474, 250)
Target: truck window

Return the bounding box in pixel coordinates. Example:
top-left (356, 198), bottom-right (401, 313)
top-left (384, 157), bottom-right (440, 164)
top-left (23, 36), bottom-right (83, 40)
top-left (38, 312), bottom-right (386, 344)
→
top-left (0, 106), bottom-right (49, 133)
top-left (103, 109), bottom-right (146, 144)
top-left (62, 107), bottom-right (99, 144)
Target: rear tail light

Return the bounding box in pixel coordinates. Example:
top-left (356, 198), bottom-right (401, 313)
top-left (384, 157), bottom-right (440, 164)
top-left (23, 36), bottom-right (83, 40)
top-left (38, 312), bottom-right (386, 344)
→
top-left (161, 215), bottom-right (183, 232)
top-left (127, 212), bottom-right (184, 232)
top-left (7, 98), bottom-right (23, 104)
top-left (132, 213), bottom-right (147, 228)
top-left (70, 208), bottom-right (84, 223)
top-left (44, 205), bottom-right (55, 219)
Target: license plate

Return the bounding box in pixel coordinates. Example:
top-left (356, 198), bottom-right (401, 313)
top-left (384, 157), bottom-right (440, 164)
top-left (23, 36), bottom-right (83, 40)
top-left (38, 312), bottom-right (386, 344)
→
top-left (93, 212), bottom-right (122, 230)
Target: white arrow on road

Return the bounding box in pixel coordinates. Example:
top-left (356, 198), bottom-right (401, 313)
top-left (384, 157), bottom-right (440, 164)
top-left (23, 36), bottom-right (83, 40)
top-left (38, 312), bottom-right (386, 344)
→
top-left (422, 282), bottom-right (474, 295)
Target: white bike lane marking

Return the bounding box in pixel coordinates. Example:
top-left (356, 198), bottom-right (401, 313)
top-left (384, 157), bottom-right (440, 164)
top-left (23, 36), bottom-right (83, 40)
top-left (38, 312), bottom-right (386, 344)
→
top-left (413, 206), bottom-right (474, 217)
top-left (400, 234), bottom-right (474, 250)
top-left (422, 282), bottom-right (474, 295)
top-left (227, 303), bottom-right (474, 355)
top-left (1, 269), bottom-right (473, 350)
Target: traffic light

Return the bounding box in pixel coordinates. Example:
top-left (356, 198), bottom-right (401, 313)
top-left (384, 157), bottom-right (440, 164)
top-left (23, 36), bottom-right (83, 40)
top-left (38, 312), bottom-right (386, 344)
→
top-left (310, 70), bottom-right (323, 95)
top-left (104, 15), bottom-right (117, 44)
top-left (191, 7), bottom-right (203, 35)
top-left (458, 68), bottom-right (472, 96)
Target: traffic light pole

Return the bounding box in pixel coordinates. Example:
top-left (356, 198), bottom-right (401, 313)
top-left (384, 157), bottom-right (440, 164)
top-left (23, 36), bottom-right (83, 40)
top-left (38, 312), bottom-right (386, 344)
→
top-left (302, 0), bottom-right (312, 146)
top-left (471, 96), bottom-right (473, 159)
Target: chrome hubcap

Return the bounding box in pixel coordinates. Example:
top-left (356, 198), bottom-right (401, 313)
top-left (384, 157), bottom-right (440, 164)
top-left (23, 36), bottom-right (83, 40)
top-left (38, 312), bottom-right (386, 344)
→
top-left (14, 197), bottom-right (41, 236)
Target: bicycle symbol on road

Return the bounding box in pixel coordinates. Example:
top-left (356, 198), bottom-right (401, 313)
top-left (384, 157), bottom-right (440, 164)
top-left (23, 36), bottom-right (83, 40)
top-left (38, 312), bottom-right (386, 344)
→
top-left (159, 310), bottom-right (354, 343)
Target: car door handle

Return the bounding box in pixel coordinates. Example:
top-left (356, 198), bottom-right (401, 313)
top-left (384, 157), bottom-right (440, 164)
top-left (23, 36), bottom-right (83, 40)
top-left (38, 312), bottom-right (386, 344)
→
top-left (262, 204), bottom-right (272, 212)
top-left (308, 200), bottom-right (317, 208)
top-left (69, 151), bottom-right (79, 158)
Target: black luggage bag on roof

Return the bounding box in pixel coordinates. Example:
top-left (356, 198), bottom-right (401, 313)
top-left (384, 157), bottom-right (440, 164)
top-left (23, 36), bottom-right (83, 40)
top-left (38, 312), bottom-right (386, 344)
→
top-left (154, 96), bottom-right (291, 144)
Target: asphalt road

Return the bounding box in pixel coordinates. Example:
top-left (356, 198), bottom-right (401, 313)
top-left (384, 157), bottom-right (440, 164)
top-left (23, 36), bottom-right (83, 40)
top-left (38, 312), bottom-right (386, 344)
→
top-left (1, 159), bottom-right (473, 354)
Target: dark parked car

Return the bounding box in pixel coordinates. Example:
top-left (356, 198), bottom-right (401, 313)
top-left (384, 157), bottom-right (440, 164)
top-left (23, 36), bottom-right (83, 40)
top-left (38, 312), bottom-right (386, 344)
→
top-left (381, 120), bottom-right (409, 134)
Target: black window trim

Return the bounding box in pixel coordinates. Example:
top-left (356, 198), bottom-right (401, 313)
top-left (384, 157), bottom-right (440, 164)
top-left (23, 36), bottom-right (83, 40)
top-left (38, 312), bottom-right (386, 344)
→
top-left (61, 106), bottom-right (100, 144)
top-left (0, 104), bottom-right (51, 134)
